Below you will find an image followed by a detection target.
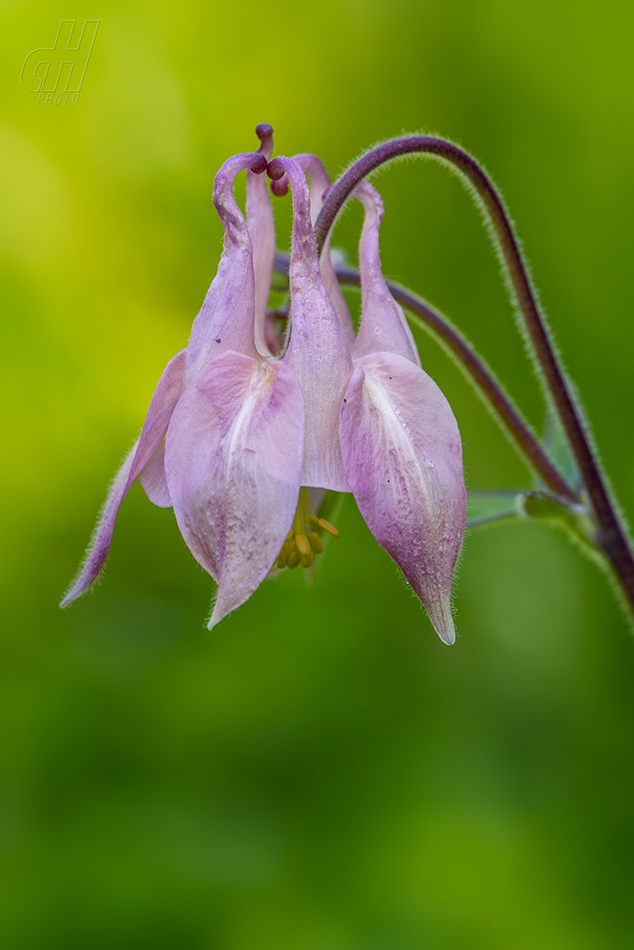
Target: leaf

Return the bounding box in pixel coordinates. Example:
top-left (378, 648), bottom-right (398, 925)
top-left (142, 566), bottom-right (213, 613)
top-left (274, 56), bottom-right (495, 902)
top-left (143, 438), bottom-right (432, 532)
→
top-left (467, 490), bottom-right (525, 528)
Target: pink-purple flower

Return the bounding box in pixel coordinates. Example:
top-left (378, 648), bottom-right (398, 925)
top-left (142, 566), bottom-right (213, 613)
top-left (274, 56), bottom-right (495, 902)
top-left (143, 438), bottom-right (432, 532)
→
top-left (61, 127), bottom-right (467, 644)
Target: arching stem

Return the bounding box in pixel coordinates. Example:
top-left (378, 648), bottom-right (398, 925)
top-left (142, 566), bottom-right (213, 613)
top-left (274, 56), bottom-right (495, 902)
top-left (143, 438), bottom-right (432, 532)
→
top-left (313, 137), bottom-right (634, 618)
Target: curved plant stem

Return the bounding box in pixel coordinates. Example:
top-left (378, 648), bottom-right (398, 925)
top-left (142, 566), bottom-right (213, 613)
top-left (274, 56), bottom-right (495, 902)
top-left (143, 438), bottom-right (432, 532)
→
top-left (313, 137), bottom-right (634, 618)
top-left (334, 262), bottom-right (578, 503)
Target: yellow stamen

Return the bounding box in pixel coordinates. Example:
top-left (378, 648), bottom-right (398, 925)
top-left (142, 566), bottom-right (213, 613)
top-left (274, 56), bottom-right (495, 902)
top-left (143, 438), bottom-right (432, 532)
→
top-left (274, 487), bottom-right (339, 571)
top-left (317, 518), bottom-right (339, 538)
top-left (299, 547), bottom-right (314, 568)
top-left (308, 531), bottom-right (323, 554)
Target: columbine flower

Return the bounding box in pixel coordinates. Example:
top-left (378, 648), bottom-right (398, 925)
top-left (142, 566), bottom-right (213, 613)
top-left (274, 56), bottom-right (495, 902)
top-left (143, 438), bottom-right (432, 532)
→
top-left (60, 133), bottom-right (349, 630)
top-left (339, 178), bottom-right (467, 644)
top-left (62, 126), bottom-right (466, 644)
top-left (62, 141), bottom-right (304, 628)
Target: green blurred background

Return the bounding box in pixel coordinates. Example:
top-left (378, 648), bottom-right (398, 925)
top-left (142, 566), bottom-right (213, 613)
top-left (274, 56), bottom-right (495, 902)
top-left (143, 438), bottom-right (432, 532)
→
top-left (2, 1), bottom-right (633, 946)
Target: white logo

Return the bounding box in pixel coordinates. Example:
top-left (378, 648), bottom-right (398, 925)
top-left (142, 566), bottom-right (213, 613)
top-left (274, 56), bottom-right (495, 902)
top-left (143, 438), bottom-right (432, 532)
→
top-left (21, 20), bottom-right (100, 104)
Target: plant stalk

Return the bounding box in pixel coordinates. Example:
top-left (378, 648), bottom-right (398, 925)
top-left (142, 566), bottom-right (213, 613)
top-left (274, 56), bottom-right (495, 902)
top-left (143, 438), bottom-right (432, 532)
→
top-left (313, 137), bottom-right (634, 617)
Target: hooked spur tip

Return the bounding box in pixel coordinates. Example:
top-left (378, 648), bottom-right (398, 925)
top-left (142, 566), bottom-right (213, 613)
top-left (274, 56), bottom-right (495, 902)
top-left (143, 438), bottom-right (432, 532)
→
top-left (271, 175), bottom-right (289, 197)
top-left (255, 123), bottom-right (274, 161)
top-left (266, 157), bottom-right (286, 181)
top-left (267, 158), bottom-right (289, 196)
top-left (250, 152), bottom-right (268, 175)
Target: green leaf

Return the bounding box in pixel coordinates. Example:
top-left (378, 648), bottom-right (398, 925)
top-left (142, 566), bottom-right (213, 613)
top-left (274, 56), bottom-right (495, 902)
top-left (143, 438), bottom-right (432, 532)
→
top-left (467, 491), bottom-right (525, 528)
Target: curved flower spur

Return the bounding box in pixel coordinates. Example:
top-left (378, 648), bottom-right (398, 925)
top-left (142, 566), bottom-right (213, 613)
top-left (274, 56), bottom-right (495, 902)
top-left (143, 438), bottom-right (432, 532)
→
top-left (61, 125), bottom-right (468, 643)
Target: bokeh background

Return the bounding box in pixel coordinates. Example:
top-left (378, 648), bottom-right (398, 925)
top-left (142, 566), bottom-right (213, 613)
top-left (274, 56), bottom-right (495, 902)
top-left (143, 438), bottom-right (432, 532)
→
top-left (1, 1), bottom-right (633, 946)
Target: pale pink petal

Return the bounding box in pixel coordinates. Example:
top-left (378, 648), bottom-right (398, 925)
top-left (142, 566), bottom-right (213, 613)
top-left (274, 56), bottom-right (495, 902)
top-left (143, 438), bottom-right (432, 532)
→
top-left (60, 440), bottom-right (138, 608)
top-left (61, 349), bottom-right (186, 606)
top-left (164, 350), bottom-right (304, 629)
top-left (270, 156), bottom-right (353, 492)
top-left (139, 440), bottom-right (172, 507)
top-left (353, 181), bottom-right (421, 367)
top-left (340, 352), bottom-right (467, 644)
top-left (246, 162), bottom-right (276, 357)
top-left (132, 349), bottom-right (187, 474)
top-left (294, 153), bottom-right (356, 347)
top-left (185, 152), bottom-right (267, 381)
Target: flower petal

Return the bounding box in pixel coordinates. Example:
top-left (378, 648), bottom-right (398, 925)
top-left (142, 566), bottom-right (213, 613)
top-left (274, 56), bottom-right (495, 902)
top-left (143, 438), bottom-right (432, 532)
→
top-left (139, 439), bottom-right (172, 507)
top-left (60, 349), bottom-right (186, 606)
top-left (246, 163), bottom-right (276, 357)
top-left (294, 153), bottom-right (356, 346)
top-left (164, 350), bottom-right (304, 629)
top-left (185, 152), bottom-right (267, 382)
top-left (271, 156), bottom-right (353, 492)
top-left (340, 351), bottom-right (467, 644)
top-left (353, 181), bottom-right (421, 367)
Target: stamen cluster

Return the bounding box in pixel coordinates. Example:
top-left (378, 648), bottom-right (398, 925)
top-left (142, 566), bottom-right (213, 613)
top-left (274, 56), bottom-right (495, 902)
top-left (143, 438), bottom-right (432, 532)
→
top-left (276, 487), bottom-right (339, 569)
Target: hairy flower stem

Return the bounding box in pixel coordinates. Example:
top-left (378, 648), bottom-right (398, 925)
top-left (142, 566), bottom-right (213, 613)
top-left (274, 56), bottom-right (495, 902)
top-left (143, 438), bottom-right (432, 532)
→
top-left (313, 137), bottom-right (634, 618)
